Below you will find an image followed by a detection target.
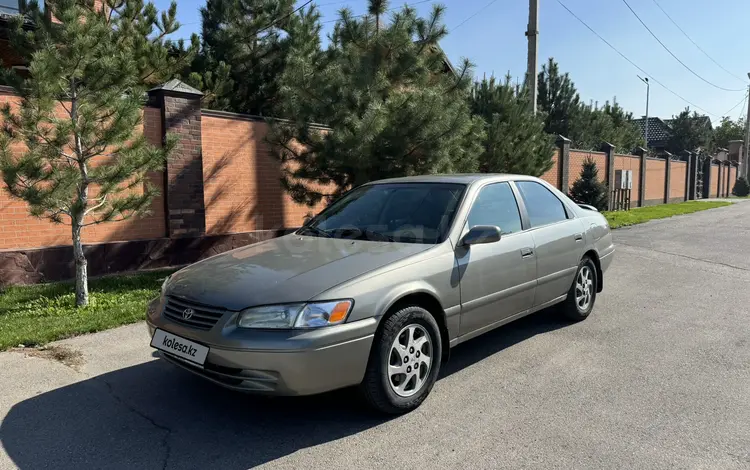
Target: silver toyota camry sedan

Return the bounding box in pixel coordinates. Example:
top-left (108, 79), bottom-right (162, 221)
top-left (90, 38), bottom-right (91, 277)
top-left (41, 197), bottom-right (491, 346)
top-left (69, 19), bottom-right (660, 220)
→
top-left (146, 174), bottom-right (614, 414)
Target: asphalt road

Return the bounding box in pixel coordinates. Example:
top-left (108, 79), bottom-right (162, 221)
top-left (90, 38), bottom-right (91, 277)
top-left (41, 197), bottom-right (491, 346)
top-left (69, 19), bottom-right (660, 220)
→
top-left (2, 202), bottom-right (750, 469)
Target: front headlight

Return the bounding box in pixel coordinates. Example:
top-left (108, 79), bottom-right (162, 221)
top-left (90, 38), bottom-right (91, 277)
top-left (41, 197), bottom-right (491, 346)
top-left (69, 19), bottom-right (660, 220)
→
top-left (237, 300), bottom-right (353, 329)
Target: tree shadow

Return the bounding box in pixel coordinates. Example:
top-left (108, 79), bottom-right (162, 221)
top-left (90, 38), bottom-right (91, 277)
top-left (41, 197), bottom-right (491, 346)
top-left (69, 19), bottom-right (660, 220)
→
top-left (0, 306), bottom-right (570, 469)
top-left (203, 121), bottom-right (289, 236)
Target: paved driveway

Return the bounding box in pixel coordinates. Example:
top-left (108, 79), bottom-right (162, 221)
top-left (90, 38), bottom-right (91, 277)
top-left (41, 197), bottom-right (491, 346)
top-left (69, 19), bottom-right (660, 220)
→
top-left (1, 202), bottom-right (750, 469)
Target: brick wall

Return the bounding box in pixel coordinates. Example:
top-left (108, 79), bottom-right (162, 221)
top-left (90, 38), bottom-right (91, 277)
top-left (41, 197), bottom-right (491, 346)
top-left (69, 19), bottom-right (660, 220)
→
top-left (729, 166), bottom-right (738, 192)
top-left (540, 151), bottom-right (559, 187)
top-left (614, 155), bottom-right (641, 205)
top-left (645, 158), bottom-right (666, 203)
top-left (201, 113), bottom-right (327, 235)
top-left (671, 160), bottom-right (687, 201)
top-left (0, 95), bottom-right (165, 250)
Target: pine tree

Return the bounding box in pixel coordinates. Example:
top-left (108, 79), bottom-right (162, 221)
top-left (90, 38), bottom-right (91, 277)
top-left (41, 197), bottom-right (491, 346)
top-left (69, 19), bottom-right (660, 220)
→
top-left (537, 57), bottom-right (581, 139)
top-left (667, 108), bottom-right (714, 154)
top-left (268, 0), bottom-right (484, 205)
top-left (733, 176), bottom-right (750, 197)
top-left (0, 0), bottom-right (194, 306)
top-left (184, 0), bottom-right (321, 116)
top-left (569, 157), bottom-right (608, 210)
top-left (470, 75), bottom-right (554, 176)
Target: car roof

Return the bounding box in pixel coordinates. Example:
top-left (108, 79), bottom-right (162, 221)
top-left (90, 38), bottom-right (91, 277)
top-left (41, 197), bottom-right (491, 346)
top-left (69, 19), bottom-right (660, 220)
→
top-left (367, 174), bottom-right (540, 185)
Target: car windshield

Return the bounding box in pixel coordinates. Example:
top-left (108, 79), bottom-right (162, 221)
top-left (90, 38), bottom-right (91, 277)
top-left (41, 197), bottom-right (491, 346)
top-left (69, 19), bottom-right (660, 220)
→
top-left (301, 183), bottom-right (466, 244)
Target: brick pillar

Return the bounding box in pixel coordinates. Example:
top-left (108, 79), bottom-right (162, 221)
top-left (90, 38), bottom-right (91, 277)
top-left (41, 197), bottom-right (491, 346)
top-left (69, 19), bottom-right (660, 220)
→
top-left (635, 147), bottom-right (647, 207)
top-left (725, 162), bottom-right (732, 197)
top-left (663, 152), bottom-right (672, 204)
top-left (556, 135), bottom-right (571, 193)
top-left (717, 160), bottom-right (724, 198)
top-left (683, 151), bottom-right (696, 200)
top-left (148, 79), bottom-right (206, 238)
top-left (601, 142), bottom-right (616, 210)
top-left (702, 157), bottom-right (712, 199)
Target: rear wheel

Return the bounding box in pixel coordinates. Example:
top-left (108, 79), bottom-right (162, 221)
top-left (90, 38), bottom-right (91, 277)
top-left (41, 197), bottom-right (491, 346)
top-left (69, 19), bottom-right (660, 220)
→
top-left (361, 305), bottom-right (442, 414)
top-left (562, 257), bottom-right (598, 321)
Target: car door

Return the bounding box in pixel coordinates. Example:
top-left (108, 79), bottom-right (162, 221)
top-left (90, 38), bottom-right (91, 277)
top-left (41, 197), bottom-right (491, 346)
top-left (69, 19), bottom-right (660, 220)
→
top-left (514, 180), bottom-right (585, 308)
top-left (456, 182), bottom-right (537, 336)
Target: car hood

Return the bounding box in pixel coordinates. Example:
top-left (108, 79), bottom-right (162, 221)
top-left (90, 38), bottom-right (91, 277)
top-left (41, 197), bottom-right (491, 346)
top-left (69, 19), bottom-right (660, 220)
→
top-left (165, 234), bottom-right (432, 311)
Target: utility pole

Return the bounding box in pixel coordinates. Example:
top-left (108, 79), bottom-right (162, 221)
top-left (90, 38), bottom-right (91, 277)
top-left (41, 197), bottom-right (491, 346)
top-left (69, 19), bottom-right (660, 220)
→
top-left (525, 0), bottom-right (539, 114)
top-left (638, 75), bottom-right (650, 149)
top-left (745, 74), bottom-right (750, 178)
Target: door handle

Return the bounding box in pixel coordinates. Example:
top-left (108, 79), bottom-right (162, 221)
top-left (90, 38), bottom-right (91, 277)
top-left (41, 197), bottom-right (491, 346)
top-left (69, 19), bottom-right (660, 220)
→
top-left (574, 233), bottom-right (583, 242)
top-left (521, 247), bottom-right (534, 258)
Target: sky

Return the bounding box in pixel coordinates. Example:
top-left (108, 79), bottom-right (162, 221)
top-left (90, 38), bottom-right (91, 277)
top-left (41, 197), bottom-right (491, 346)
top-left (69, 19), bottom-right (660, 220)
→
top-left (155, 0), bottom-right (750, 126)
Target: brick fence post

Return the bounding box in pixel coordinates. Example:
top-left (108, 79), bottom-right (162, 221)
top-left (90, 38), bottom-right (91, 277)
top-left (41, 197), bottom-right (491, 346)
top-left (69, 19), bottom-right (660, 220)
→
top-left (148, 79), bottom-right (206, 238)
top-left (718, 159), bottom-right (724, 198)
top-left (725, 161), bottom-right (732, 197)
top-left (683, 151), bottom-right (696, 200)
top-left (663, 152), bottom-right (672, 204)
top-left (635, 147), bottom-right (647, 207)
top-left (556, 135), bottom-right (571, 193)
top-left (702, 156), bottom-right (712, 199)
top-left (601, 142), bottom-right (615, 210)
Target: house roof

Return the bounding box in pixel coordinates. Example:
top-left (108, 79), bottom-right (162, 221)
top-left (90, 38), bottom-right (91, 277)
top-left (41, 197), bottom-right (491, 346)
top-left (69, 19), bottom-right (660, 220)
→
top-left (632, 117), bottom-right (672, 145)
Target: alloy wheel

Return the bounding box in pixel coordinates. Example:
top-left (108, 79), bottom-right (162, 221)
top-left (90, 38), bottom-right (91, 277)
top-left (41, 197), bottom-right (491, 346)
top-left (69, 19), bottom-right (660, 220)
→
top-left (388, 324), bottom-right (433, 397)
top-left (575, 265), bottom-right (594, 311)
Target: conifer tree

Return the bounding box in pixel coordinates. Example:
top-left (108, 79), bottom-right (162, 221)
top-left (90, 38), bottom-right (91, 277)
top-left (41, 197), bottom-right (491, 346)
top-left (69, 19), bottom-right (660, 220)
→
top-left (470, 75), bottom-right (554, 176)
top-left (732, 176), bottom-right (750, 197)
top-left (569, 157), bottom-right (608, 210)
top-left (184, 0), bottom-right (321, 116)
top-left (269, 0), bottom-right (484, 205)
top-left (0, 0), bottom-right (194, 306)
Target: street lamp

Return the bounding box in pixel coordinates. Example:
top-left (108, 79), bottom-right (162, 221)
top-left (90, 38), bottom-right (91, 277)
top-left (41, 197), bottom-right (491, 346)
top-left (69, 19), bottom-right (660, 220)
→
top-left (638, 75), bottom-right (650, 149)
top-left (744, 72), bottom-right (750, 178)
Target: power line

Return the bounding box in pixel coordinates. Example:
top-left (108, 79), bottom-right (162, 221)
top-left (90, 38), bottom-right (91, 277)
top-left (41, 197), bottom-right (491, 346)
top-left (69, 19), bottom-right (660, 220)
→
top-left (257, 0), bottom-right (315, 34)
top-left (619, 0), bottom-right (744, 93)
top-left (450, 0), bottom-right (501, 31)
top-left (554, 0), bottom-right (719, 117)
top-left (650, 0), bottom-right (745, 83)
top-left (316, 0), bottom-right (352, 6)
top-left (721, 93), bottom-right (748, 118)
top-left (738, 95), bottom-right (748, 122)
top-left (322, 0), bottom-right (433, 24)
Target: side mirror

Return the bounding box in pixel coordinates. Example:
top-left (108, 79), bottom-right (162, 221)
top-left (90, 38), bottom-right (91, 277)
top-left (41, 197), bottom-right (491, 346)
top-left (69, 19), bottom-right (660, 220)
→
top-left (460, 225), bottom-right (502, 246)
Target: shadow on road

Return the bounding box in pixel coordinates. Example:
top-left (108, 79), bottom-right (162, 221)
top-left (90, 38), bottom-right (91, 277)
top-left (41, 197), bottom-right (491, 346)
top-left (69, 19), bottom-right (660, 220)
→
top-left (0, 308), bottom-right (569, 469)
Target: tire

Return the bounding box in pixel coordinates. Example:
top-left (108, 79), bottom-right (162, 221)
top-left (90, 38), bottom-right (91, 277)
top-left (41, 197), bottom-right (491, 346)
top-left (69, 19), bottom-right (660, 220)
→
top-left (360, 305), bottom-right (443, 414)
top-left (562, 256), bottom-right (598, 321)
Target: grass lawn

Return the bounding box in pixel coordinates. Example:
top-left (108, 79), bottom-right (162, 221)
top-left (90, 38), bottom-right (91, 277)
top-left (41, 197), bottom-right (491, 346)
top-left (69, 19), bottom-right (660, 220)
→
top-left (603, 200), bottom-right (732, 229)
top-left (0, 269), bottom-right (174, 351)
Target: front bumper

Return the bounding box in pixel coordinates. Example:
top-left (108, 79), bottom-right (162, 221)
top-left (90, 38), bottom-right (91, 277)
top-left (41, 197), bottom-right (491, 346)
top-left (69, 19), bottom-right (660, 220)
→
top-left (146, 297), bottom-right (376, 396)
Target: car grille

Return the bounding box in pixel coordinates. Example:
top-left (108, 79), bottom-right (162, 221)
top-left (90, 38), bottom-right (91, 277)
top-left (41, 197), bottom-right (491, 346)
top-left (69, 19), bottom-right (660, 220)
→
top-left (162, 296), bottom-right (228, 330)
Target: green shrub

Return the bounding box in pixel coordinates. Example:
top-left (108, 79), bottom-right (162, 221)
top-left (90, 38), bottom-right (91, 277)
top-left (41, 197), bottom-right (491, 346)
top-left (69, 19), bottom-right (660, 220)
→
top-left (732, 176), bottom-right (750, 197)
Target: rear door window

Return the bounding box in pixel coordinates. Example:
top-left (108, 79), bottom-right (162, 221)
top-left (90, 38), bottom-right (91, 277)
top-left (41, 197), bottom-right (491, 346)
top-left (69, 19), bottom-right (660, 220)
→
top-left (516, 181), bottom-right (568, 228)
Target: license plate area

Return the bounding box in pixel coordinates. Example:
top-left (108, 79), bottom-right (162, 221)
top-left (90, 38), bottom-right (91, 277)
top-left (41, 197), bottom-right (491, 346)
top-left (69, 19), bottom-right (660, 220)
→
top-left (150, 329), bottom-right (209, 366)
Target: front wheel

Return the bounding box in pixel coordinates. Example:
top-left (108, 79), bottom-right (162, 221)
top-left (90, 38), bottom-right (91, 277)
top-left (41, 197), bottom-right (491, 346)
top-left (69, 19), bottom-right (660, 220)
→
top-left (561, 257), bottom-right (598, 321)
top-left (360, 305), bottom-right (442, 414)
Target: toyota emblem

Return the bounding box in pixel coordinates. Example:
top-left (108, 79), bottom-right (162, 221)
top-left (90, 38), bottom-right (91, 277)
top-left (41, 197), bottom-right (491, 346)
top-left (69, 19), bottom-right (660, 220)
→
top-left (182, 308), bottom-right (194, 320)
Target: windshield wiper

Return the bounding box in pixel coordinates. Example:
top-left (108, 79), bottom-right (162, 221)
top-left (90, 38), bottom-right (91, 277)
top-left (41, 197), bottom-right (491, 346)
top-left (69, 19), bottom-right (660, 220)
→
top-left (351, 228), bottom-right (395, 242)
top-left (297, 226), bottom-right (332, 238)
